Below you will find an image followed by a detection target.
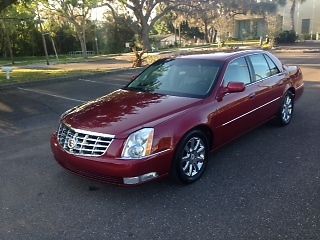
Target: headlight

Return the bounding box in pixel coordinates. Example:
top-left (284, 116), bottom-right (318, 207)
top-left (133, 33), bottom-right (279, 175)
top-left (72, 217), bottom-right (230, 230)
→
top-left (121, 128), bottom-right (154, 159)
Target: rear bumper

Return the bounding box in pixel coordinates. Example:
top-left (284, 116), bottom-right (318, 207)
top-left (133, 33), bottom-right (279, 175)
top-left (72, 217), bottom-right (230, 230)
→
top-left (50, 133), bottom-right (173, 185)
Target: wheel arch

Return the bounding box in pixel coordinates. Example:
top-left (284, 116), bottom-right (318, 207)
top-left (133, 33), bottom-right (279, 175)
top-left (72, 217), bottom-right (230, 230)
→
top-left (287, 87), bottom-right (296, 98)
top-left (192, 124), bottom-right (214, 151)
top-left (174, 124), bottom-right (214, 153)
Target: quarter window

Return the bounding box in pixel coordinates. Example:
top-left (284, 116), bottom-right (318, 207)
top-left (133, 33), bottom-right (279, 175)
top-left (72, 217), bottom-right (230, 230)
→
top-left (264, 54), bottom-right (280, 76)
top-left (248, 54), bottom-right (271, 81)
top-left (224, 57), bottom-right (251, 86)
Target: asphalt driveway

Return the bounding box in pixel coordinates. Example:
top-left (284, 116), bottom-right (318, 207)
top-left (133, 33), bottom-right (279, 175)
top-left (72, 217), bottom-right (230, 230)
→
top-left (0, 67), bottom-right (319, 239)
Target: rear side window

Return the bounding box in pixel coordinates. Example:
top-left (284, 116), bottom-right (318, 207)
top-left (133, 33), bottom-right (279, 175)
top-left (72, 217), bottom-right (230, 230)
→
top-left (223, 57), bottom-right (251, 86)
top-left (248, 54), bottom-right (271, 81)
top-left (264, 54), bottom-right (280, 75)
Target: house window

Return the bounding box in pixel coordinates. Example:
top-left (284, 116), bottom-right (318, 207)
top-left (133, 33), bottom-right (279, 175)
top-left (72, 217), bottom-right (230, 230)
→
top-left (301, 19), bottom-right (310, 34)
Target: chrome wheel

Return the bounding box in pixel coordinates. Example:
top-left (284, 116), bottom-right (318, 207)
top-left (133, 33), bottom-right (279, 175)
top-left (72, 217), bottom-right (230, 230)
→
top-left (172, 130), bottom-right (209, 184)
top-left (281, 95), bottom-right (293, 123)
top-left (181, 137), bottom-right (206, 177)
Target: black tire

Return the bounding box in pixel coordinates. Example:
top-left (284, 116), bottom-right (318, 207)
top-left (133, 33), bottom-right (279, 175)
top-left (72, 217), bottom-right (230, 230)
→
top-left (171, 130), bottom-right (209, 184)
top-left (277, 91), bottom-right (294, 126)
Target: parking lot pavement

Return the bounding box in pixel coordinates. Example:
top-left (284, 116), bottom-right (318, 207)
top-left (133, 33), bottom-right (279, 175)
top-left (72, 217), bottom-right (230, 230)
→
top-left (0, 69), bottom-right (141, 135)
top-left (1, 69), bottom-right (320, 240)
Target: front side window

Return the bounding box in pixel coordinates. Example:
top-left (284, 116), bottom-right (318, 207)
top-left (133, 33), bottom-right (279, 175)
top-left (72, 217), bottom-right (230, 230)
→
top-left (248, 54), bottom-right (271, 81)
top-left (223, 57), bottom-right (251, 86)
top-left (126, 59), bottom-right (221, 98)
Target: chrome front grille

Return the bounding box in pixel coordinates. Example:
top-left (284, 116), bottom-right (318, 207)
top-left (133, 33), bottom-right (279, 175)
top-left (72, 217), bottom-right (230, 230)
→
top-left (57, 123), bottom-right (114, 157)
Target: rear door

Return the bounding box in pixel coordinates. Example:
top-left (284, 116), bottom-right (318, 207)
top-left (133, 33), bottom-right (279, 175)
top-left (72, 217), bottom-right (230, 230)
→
top-left (247, 53), bottom-right (285, 123)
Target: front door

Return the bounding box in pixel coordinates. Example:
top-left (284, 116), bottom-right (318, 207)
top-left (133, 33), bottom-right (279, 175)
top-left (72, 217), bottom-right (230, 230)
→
top-left (211, 57), bottom-right (258, 147)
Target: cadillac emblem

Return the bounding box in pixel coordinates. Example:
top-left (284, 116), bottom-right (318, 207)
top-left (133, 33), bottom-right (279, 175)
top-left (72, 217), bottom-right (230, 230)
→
top-left (67, 138), bottom-right (77, 149)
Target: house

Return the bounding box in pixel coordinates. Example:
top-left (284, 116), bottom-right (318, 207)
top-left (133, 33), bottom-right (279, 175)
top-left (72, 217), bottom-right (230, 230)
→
top-left (151, 34), bottom-right (187, 48)
top-left (233, 14), bottom-right (267, 40)
top-left (159, 34), bottom-right (187, 47)
top-left (232, 0), bottom-right (320, 39)
top-left (278, 0), bottom-right (320, 37)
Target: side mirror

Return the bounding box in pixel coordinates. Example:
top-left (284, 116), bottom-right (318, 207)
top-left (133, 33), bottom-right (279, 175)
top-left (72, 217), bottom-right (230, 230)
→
top-left (226, 82), bottom-right (245, 93)
top-left (216, 82), bottom-right (245, 101)
top-left (130, 75), bottom-right (138, 81)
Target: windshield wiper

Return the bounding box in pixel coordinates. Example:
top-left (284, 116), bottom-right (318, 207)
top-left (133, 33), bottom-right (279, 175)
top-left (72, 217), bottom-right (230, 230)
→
top-left (124, 86), bottom-right (146, 92)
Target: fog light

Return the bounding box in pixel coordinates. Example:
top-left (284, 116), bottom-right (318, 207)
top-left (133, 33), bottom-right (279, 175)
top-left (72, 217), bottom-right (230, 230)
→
top-left (123, 172), bottom-right (158, 185)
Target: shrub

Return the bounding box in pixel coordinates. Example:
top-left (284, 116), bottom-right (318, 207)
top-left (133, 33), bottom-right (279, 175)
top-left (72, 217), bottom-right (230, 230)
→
top-left (275, 30), bottom-right (298, 44)
top-left (301, 33), bottom-right (317, 40)
top-left (261, 43), bottom-right (272, 50)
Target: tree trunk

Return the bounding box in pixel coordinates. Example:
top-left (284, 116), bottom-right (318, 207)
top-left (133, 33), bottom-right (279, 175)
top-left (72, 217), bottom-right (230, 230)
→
top-left (213, 29), bottom-right (217, 43)
top-left (7, 36), bottom-right (14, 65)
top-left (79, 38), bottom-right (87, 58)
top-left (77, 30), bottom-right (87, 59)
top-left (141, 19), bottom-right (151, 51)
top-left (81, 24), bottom-right (88, 58)
top-left (179, 23), bottom-right (181, 47)
top-left (209, 27), bottom-right (214, 43)
top-left (1, 20), bottom-right (14, 64)
top-left (290, 0), bottom-right (296, 31)
top-left (204, 21), bottom-right (209, 43)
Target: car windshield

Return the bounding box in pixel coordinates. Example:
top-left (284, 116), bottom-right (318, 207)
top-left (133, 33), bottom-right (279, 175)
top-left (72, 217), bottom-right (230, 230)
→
top-left (125, 58), bottom-right (222, 98)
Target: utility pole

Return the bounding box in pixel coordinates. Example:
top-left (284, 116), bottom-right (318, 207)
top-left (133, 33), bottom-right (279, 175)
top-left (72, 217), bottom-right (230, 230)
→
top-left (36, 5), bottom-right (49, 65)
top-left (174, 24), bottom-right (177, 44)
top-left (94, 6), bottom-right (99, 55)
top-left (179, 23), bottom-right (181, 47)
top-left (47, 33), bottom-right (59, 62)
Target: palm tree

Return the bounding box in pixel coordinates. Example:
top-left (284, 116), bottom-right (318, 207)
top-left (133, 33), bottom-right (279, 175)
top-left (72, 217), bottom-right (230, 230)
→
top-left (290, 0), bottom-right (307, 32)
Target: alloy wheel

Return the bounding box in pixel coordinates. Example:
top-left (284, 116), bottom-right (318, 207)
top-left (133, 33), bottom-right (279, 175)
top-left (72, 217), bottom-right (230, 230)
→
top-left (281, 95), bottom-right (293, 123)
top-left (180, 137), bottom-right (206, 177)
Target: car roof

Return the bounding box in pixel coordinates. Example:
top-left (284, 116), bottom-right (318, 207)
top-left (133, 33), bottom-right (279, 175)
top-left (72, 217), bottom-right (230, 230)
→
top-left (177, 50), bottom-right (265, 62)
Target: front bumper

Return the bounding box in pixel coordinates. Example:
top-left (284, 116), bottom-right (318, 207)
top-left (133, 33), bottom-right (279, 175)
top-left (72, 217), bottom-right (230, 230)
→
top-left (50, 133), bottom-right (173, 185)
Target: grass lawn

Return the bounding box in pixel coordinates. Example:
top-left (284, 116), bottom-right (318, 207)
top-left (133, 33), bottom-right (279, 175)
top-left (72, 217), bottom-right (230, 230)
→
top-left (0, 68), bottom-right (106, 86)
top-left (0, 53), bottom-right (129, 67)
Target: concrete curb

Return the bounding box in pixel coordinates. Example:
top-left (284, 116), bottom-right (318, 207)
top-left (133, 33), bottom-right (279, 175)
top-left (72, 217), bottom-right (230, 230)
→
top-left (0, 67), bottom-right (144, 90)
top-left (272, 48), bottom-right (320, 53)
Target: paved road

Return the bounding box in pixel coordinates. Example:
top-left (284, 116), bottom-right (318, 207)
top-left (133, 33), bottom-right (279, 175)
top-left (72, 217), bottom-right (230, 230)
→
top-left (0, 57), bottom-right (320, 240)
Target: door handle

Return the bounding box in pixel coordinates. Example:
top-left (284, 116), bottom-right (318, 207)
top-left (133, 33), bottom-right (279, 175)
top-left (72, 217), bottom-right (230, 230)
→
top-left (277, 80), bottom-right (284, 86)
top-left (248, 93), bottom-right (256, 99)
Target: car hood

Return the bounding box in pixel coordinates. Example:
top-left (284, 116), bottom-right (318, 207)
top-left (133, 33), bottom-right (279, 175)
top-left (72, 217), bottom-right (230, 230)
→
top-left (63, 89), bottom-right (202, 138)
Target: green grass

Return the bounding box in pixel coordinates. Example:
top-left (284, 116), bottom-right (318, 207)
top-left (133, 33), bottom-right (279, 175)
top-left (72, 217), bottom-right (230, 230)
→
top-left (0, 54), bottom-right (128, 67)
top-left (0, 68), bottom-right (107, 85)
top-left (158, 41), bottom-right (260, 50)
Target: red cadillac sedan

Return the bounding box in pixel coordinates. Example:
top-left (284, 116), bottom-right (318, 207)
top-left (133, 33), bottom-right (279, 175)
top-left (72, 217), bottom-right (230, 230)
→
top-left (51, 50), bottom-right (304, 185)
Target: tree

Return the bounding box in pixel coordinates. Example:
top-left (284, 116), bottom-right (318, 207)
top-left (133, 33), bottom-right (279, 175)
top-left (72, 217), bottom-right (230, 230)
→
top-left (217, 0), bottom-right (286, 15)
top-left (265, 14), bottom-right (283, 47)
top-left (289, 0), bottom-right (306, 32)
top-left (174, 0), bottom-right (286, 44)
top-left (45, 20), bottom-right (80, 54)
top-left (175, 1), bottom-right (214, 43)
top-left (98, 13), bottom-right (136, 53)
top-left (0, 1), bottom-right (41, 62)
top-left (46, 0), bottom-right (99, 58)
top-left (0, 0), bottom-right (18, 12)
top-left (106, 0), bottom-right (187, 51)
